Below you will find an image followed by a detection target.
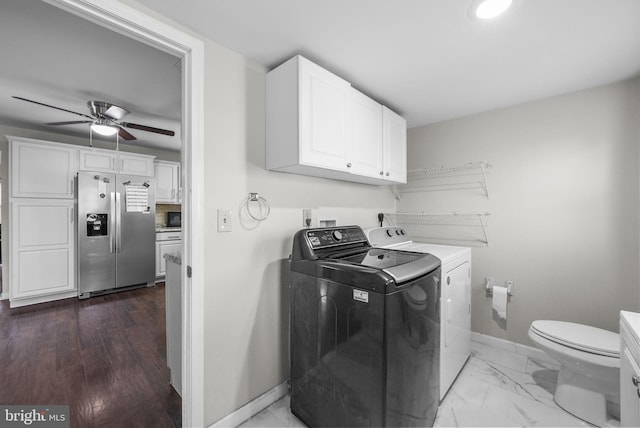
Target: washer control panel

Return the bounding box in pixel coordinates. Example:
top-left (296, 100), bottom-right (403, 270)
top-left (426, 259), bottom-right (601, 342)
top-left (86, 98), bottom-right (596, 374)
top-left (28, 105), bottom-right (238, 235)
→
top-left (305, 226), bottom-right (367, 249)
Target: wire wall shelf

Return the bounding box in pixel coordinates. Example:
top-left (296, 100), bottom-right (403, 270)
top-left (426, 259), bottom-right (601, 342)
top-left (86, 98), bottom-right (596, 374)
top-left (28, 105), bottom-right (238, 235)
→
top-left (399, 162), bottom-right (491, 198)
top-left (384, 212), bottom-right (491, 246)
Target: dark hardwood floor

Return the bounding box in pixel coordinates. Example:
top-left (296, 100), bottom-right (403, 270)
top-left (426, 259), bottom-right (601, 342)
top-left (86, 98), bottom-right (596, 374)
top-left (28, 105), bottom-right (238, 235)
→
top-left (0, 283), bottom-right (181, 428)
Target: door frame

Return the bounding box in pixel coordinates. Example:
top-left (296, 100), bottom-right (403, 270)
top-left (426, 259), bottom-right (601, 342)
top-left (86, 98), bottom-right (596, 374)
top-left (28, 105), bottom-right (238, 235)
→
top-left (44, 0), bottom-right (205, 426)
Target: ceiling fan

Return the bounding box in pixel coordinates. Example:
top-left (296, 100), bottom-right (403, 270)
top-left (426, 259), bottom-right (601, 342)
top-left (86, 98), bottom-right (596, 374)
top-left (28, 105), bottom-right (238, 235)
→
top-left (12, 96), bottom-right (175, 141)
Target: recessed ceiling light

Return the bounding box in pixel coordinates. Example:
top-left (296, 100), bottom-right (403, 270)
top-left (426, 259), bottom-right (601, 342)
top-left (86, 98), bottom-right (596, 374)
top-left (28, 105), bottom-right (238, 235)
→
top-left (470, 0), bottom-right (513, 20)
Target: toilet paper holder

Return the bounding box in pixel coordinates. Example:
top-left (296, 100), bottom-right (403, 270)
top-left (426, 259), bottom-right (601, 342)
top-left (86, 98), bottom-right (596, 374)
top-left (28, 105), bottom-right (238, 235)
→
top-left (486, 278), bottom-right (514, 296)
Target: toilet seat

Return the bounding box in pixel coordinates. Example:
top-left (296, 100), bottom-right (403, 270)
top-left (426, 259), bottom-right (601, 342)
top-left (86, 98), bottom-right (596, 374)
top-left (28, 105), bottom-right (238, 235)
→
top-left (530, 320), bottom-right (619, 358)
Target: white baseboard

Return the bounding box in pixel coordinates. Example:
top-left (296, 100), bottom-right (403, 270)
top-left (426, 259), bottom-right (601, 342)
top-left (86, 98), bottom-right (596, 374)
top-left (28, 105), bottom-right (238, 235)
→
top-left (0, 292), bottom-right (9, 301)
top-left (471, 331), bottom-right (556, 365)
top-left (210, 382), bottom-right (289, 428)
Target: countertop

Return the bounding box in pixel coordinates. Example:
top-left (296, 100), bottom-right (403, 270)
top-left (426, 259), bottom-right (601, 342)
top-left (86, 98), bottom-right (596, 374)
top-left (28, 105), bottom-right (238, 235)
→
top-left (156, 227), bottom-right (182, 233)
top-left (621, 311), bottom-right (640, 346)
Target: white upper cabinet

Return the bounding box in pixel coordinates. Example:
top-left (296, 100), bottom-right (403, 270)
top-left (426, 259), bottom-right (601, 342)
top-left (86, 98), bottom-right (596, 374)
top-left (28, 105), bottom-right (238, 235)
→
top-left (382, 106), bottom-right (408, 184)
top-left (78, 148), bottom-right (155, 176)
top-left (267, 55), bottom-right (350, 177)
top-left (9, 137), bottom-right (77, 199)
top-left (78, 148), bottom-right (117, 173)
top-left (119, 152), bottom-right (155, 176)
top-left (266, 55), bottom-right (406, 185)
top-left (155, 160), bottom-right (180, 204)
top-left (298, 57), bottom-right (350, 171)
top-left (348, 89), bottom-right (384, 179)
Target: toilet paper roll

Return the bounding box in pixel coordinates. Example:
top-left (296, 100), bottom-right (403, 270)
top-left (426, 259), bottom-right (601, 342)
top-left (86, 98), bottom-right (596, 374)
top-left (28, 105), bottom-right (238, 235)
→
top-left (492, 286), bottom-right (508, 320)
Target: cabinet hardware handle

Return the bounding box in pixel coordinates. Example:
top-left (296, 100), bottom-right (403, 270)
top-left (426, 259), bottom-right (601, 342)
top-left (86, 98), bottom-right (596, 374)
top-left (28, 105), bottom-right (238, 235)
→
top-left (386, 172), bottom-right (390, 176)
top-left (633, 375), bottom-right (640, 386)
top-left (347, 163), bottom-right (352, 168)
top-left (379, 171), bottom-right (384, 175)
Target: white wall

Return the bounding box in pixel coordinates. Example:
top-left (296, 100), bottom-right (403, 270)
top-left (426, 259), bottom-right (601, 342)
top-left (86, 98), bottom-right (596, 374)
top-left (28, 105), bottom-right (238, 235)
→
top-left (200, 43), bottom-right (396, 424)
top-left (113, 2), bottom-right (397, 423)
top-left (402, 78), bottom-right (640, 345)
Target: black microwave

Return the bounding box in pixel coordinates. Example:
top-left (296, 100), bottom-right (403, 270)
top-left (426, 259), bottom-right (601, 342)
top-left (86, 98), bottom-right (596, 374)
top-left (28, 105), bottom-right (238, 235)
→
top-left (167, 211), bottom-right (181, 227)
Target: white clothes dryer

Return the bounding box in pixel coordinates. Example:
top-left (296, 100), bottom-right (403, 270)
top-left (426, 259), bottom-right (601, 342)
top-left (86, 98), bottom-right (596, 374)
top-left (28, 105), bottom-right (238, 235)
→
top-left (366, 226), bottom-right (472, 400)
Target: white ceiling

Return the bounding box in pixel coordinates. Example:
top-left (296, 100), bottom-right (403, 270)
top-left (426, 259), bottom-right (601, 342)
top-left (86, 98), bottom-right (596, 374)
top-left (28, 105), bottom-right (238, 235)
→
top-left (133, 0), bottom-right (640, 127)
top-left (1, 0), bottom-right (639, 152)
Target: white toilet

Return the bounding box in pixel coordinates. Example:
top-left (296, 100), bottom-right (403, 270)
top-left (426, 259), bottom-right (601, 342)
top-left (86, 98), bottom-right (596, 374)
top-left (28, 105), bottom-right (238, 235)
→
top-left (528, 320), bottom-right (620, 427)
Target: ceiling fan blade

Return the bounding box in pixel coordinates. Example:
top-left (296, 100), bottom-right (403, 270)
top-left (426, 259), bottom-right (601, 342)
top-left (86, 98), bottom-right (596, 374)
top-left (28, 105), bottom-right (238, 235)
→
top-left (117, 126), bottom-right (136, 141)
top-left (13, 96), bottom-right (94, 119)
top-left (120, 122), bottom-right (175, 136)
top-left (45, 120), bottom-right (92, 126)
top-left (104, 105), bottom-right (129, 120)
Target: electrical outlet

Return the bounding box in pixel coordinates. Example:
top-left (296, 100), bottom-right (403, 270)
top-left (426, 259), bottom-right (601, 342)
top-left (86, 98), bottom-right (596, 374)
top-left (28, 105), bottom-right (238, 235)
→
top-left (217, 209), bottom-right (232, 232)
top-left (303, 209), bottom-right (313, 227)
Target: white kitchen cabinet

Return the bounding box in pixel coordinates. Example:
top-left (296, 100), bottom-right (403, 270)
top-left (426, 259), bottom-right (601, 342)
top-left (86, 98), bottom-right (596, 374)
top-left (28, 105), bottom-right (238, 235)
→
top-left (156, 231), bottom-right (182, 278)
top-left (382, 106), bottom-right (407, 184)
top-left (9, 136), bottom-right (77, 199)
top-left (155, 160), bottom-right (180, 203)
top-left (266, 55), bottom-right (407, 185)
top-left (10, 199), bottom-right (76, 306)
top-left (78, 147), bottom-right (155, 176)
top-left (79, 148), bottom-right (117, 173)
top-left (621, 311), bottom-right (640, 427)
top-left (119, 152), bottom-right (155, 176)
top-left (348, 89), bottom-right (384, 179)
top-left (267, 55), bottom-right (350, 179)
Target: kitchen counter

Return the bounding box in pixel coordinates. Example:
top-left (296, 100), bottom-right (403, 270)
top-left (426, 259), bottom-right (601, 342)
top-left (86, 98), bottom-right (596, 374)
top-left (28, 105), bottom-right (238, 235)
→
top-left (156, 227), bottom-right (182, 233)
top-left (621, 311), bottom-right (640, 346)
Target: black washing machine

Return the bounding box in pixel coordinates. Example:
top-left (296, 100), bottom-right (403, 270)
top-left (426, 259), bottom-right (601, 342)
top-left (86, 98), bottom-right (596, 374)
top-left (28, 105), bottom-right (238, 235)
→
top-left (289, 225), bottom-right (441, 427)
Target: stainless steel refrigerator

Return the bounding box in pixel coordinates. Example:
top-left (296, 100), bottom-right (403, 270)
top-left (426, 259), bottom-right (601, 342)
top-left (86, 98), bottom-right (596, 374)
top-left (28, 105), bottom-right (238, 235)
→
top-left (77, 171), bottom-right (156, 298)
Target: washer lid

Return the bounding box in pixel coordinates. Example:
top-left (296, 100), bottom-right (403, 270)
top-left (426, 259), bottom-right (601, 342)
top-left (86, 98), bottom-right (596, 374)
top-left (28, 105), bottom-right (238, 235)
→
top-left (531, 320), bottom-right (619, 357)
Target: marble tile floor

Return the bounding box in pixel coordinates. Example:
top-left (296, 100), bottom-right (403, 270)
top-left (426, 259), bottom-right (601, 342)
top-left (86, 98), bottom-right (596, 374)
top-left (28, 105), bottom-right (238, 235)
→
top-left (238, 341), bottom-right (618, 427)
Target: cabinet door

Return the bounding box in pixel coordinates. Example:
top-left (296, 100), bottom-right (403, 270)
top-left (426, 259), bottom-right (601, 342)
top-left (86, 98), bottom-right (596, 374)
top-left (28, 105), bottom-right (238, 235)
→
top-left (298, 57), bottom-right (350, 171)
top-left (10, 139), bottom-right (77, 199)
top-left (348, 89), bottom-right (384, 179)
top-left (119, 153), bottom-right (155, 177)
top-left (156, 240), bottom-right (182, 277)
top-left (79, 148), bottom-right (117, 172)
top-left (155, 161), bottom-right (179, 203)
top-left (382, 106), bottom-right (407, 184)
top-left (11, 200), bottom-right (75, 300)
top-left (621, 345), bottom-right (640, 427)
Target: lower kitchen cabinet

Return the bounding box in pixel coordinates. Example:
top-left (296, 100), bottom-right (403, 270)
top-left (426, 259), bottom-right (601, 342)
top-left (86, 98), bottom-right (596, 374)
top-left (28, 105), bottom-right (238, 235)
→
top-left (156, 231), bottom-right (182, 278)
top-left (10, 199), bottom-right (76, 306)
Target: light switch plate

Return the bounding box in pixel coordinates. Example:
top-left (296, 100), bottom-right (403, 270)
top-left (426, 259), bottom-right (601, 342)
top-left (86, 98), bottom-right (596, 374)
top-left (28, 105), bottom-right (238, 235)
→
top-left (217, 209), bottom-right (232, 232)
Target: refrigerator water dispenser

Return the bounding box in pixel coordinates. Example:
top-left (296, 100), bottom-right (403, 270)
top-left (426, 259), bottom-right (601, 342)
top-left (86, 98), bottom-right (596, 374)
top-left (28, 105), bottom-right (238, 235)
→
top-left (86, 213), bottom-right (108, 236)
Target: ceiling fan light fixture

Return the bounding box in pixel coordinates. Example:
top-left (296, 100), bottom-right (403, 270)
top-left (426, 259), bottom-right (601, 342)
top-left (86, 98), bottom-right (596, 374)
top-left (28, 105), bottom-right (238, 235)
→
top-left (471, 0), bottom-right (513, 20)
top-left (91, 120), bottom-right (118, 136)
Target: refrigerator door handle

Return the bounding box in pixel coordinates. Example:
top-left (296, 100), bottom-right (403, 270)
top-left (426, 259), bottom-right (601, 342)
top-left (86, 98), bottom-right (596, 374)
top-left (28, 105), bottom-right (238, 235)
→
top-left (115, 192), bottom-right (122, 253)
top-left (110, 192), bottom-right (116, 253)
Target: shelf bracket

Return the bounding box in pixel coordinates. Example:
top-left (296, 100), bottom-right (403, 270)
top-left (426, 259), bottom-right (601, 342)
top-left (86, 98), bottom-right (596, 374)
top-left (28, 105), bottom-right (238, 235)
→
top-left (389, 185), bottom-right (400, 200)
top-left (480, 163), bottom-right (489, 198)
